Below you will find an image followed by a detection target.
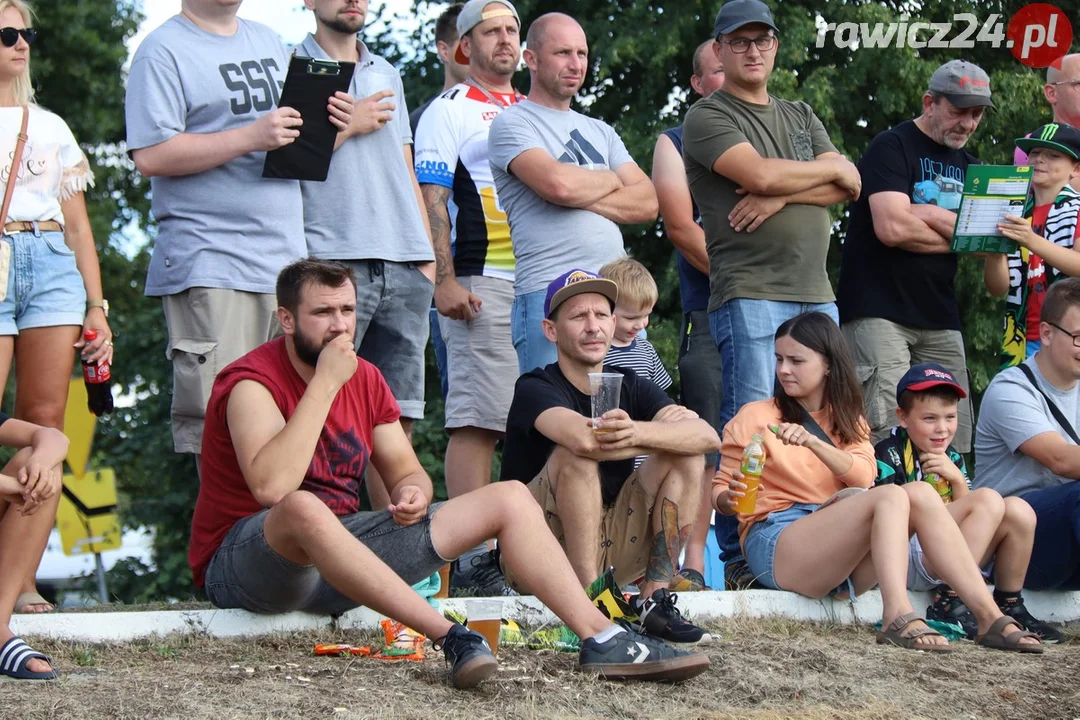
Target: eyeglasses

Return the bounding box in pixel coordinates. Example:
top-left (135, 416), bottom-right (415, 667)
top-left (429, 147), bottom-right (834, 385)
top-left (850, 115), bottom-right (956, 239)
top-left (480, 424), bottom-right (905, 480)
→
top-left (1049, 321), bottom-right (1080, 347)
top-left (0, 28), bottom-right (35, 48)
top-left (720, 35), bottom-right (776, 54)
top-left (1051, 79), bottom-right (1080, 89)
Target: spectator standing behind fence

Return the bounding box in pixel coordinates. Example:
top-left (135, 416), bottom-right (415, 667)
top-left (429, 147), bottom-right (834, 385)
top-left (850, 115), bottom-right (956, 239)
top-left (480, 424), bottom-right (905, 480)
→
top-left (0, 0), bottom-right (111, 614)
top-left (681, 0), bottom-right (858, 590)
top-left (652, 38), bottom-right (726, 593)
top-left (976, 278), bottom-right (1080, 592)
top-left (713, 312), bottom-right (1042, 654)
top-left (986, 124), bottom-right (1080, 366)
top-left (488, 12), bottom-right (657, 374)
top-left (295, 0), bottom-right (435, 510)
top-left (837, 60), bottom-right (992, 452)
top-left (126, 0), bottom-right (352, 475)
top-left (414, 0), bottom-right (523, 597)
top-left (410, 2), bottom-right (467, 403)
top-left (1015, 54), bottom-right (1080, 165)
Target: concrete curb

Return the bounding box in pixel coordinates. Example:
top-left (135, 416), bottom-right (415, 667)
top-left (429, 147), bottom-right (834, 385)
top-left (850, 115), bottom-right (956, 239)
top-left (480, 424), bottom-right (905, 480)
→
top-left (12, 590), bottom-right (1080, 643)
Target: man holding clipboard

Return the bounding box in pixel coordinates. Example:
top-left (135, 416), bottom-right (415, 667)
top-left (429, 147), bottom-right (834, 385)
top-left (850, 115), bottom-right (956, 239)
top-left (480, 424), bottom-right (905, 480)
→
top-left (295, 0), bottom-right (436, 509)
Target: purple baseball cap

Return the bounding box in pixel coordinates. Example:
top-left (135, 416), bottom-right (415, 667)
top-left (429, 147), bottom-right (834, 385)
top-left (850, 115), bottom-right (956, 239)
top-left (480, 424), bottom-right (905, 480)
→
top-left (543, 269), bottom-right (619, 319)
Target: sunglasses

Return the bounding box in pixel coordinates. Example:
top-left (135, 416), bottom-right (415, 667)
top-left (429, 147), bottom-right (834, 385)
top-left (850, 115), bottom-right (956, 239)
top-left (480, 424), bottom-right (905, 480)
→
top-left (0, 27), bottom-right (35, 48)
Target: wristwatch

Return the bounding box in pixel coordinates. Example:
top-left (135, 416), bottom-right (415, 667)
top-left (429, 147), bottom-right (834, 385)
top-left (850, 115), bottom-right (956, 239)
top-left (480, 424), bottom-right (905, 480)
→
top-left (87, 299), bottom-right (109, 318)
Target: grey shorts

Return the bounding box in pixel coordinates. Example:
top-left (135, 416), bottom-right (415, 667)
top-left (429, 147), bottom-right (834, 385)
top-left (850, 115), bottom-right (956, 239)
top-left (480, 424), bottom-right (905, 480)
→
top-left (203, 503), bottom-right (448, 615)
top-left (162, 288), bottom-right (280, 454)
top-left (439, 276), bottom-right (516, 432)
top-left (345, 260), bottom-right (434, 420)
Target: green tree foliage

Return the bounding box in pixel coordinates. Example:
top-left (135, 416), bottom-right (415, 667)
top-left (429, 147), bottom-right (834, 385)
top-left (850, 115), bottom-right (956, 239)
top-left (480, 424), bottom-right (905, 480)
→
top-left (65, 1), bottom-right (1078, 600)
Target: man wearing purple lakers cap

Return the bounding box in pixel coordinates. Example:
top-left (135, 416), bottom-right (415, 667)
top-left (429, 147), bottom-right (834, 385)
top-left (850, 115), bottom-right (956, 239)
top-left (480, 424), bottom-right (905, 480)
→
top-left (501, 269), bottom-right (719, 645)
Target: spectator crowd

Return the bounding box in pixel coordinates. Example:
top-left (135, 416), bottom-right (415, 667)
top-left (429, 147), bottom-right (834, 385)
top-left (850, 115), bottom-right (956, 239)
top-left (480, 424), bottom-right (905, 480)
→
top-left (2, 0), bottom-right (1080, 687)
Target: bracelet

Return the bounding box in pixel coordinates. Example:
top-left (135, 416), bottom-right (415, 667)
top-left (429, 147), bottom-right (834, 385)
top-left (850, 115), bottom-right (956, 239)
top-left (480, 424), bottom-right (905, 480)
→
top-left (87, 299), bottom-right (110, 317)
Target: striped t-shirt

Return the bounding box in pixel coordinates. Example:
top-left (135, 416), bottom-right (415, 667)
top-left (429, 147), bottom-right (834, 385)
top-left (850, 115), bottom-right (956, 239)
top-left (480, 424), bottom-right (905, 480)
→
top-left (604, 338), bottom-right (672, 391)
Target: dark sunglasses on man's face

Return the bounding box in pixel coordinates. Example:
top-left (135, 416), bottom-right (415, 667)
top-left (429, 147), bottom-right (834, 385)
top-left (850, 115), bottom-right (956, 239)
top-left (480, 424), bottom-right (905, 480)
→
top-left (0, 28), bottom-right (35, 48)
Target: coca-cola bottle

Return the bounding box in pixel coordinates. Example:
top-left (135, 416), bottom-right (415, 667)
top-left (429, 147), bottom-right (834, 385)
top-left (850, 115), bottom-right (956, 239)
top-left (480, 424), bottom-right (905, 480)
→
top-left (82, 329), bottom-right (114, 416)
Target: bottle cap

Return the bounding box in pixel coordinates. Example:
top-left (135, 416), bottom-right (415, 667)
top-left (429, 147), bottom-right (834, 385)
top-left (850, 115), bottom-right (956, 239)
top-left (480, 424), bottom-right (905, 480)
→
top-left (84, 329), bottom-right (97, 341)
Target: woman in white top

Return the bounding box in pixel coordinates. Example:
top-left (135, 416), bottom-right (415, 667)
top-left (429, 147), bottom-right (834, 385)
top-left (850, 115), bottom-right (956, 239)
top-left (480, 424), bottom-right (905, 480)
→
top-left (0, 0), bottom-right (112, 615)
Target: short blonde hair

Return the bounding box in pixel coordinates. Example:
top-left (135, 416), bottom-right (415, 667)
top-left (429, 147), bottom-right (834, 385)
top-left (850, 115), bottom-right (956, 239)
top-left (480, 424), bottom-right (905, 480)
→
top-left (599, 257), bottom-right (658, 310)
top-left (0, 0), bottom-right (35, 106)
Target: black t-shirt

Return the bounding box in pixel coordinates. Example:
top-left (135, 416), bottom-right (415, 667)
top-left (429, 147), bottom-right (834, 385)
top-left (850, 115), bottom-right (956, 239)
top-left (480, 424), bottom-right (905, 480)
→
top-left (837, 119), bottom-right (977, 330)
top-left (500, 363), bottom-right (674, 505)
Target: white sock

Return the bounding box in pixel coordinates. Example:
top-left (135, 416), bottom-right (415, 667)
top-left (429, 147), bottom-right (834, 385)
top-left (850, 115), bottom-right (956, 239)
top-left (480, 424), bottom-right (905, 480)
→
top-left (588, 625), bottom-right (627, 644)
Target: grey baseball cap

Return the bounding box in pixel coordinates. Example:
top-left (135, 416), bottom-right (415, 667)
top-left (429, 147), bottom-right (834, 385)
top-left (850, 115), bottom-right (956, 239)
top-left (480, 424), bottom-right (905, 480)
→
top-left (454, 0), bottom-right (520, 64)
top-left (714, 0), bottom-right (778, 38)
top-left (928, 60), bottom-right (995, 109)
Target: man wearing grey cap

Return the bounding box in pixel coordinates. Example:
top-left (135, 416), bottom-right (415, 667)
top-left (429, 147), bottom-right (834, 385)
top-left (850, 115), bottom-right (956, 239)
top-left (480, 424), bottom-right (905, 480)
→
top-left (683, 0), bottom-right (858, 590)
top-left (837, 59), bottom-right (992, 453)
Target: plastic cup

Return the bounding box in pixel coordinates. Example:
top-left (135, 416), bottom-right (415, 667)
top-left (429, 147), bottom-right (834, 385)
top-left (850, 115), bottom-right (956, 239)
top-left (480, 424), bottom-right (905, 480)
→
top-left (466, 599), bottom-right (503, 654)
top-left (732, 475), bottom-right (761, 514)
top-left (588, 372), bottom-right (623, 433)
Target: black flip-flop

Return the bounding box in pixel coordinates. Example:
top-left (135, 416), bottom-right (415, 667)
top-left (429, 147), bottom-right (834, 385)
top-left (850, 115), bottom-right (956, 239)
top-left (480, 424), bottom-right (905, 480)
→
top-left (0, 636), bottom-right (58, 680)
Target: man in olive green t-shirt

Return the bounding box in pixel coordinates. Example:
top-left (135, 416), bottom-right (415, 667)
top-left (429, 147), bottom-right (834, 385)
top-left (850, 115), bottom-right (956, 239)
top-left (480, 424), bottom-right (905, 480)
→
top-left (681, 0), bottom-right (861, 589)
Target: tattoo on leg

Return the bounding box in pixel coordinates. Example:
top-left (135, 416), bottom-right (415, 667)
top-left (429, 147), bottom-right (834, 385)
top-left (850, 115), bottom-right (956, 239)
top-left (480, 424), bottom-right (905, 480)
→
top-left (645, 498), bottom-right (692, 585)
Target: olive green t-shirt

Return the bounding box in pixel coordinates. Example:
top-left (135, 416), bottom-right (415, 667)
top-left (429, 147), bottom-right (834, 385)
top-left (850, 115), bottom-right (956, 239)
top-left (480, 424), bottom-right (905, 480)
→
top-left (682, 90), bottom-right (838, 311)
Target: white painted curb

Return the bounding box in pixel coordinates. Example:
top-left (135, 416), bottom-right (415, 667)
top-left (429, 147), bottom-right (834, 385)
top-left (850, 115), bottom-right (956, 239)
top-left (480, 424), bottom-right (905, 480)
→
top-left (11, 590), bottom-right (1079, 643)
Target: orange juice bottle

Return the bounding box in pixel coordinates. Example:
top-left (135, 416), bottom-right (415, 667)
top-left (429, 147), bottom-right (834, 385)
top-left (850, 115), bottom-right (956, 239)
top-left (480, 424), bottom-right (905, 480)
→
top-left (925, 473), bottom-right (952, 504)
top-left (734, 434), bottom-right (766, 514)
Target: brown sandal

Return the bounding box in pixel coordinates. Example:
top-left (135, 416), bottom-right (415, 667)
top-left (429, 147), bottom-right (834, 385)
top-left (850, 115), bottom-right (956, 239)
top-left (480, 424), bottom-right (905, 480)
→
top-left (876, 612), bottom-right (953, 653)
top-left (975, 616), bottom-right (1044, 654)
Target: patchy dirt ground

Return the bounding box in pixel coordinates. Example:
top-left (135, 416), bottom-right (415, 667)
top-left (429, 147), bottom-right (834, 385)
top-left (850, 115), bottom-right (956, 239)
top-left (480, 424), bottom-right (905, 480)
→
top-left (4, 617), bottom-right (1078, 720)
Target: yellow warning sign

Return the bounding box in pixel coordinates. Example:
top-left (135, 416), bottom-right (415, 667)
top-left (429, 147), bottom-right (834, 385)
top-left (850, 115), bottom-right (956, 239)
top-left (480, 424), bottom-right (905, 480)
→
top-left (56, 468), bottom-right (121, 556)
top-left (63, 378), bottom-right (96, 478)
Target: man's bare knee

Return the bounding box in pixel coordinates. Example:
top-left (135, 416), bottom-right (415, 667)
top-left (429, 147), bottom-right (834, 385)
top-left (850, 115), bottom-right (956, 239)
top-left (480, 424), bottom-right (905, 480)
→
top-left (547, 445), bottom-right (599, 489)
top-left (271, 490), bottom-right (334, 532)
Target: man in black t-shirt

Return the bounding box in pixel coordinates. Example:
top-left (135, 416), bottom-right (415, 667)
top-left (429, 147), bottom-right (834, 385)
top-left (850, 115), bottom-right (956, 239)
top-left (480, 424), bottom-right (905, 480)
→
top-left (501, 269), bottom-right (720, 645)
top-left (837, 60), bottom-right (994, 452)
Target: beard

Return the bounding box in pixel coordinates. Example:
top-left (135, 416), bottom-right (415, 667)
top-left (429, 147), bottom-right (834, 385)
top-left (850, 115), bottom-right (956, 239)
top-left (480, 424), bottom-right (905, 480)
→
top-left (294, 325), bottom-right (331, 368)
top-left (321, 10), bottom-right (364, 35)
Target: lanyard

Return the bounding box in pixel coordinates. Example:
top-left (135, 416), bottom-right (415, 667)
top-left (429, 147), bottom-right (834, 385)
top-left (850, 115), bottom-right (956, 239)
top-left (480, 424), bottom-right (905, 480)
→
top-left (465, 77), bottom-right (522, 109)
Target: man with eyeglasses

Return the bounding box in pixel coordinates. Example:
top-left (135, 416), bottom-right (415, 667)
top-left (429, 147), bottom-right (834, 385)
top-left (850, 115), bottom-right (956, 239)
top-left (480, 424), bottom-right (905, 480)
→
top-left (976, 277), bottom-right (1080, 592)
top-left (1015, 54), bottom-right (1080, 165)
top-left (682, 0), bottom-right (859, 589)
top-left (837, 60), bottom-right (991, 454)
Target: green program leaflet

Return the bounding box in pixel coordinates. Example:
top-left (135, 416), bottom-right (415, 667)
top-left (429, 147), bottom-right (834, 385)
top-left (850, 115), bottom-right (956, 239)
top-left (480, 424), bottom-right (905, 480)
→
top-left (950, 165), bottom-right (1033, 254)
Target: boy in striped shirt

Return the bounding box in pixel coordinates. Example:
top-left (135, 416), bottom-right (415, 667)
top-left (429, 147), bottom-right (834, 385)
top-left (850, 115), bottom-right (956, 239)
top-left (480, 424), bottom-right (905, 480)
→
top-left (599, 258), bottom-right (673, 393)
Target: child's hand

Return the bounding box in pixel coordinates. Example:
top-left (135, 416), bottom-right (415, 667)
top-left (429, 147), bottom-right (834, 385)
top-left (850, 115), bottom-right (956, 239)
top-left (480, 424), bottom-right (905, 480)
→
top-left (998, 215), bottom-right (1041, 249)
top-left (919, 452), bottom-right (965, 487)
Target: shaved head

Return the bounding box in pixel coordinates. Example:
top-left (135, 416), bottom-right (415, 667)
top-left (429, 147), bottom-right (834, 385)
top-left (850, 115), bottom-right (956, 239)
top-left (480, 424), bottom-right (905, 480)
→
top-left (1048, 54), bottom-right (1080, 84)
top-left (525, 12), bottom-right (580, 52)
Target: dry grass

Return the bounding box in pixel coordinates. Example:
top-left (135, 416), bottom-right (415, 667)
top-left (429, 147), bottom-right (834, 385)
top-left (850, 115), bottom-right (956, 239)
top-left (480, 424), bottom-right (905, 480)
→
top-left (4, 618), bottom-right (1079, 720)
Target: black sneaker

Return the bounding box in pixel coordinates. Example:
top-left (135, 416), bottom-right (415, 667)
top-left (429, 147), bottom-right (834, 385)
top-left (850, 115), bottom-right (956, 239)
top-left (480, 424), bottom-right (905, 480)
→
top-left (580, 627), bottom-right (711, 682)
top-left (449, 549), bottom-right (516, 597)
top-left (999, 597), bottom-right (1066, 644)
top-left (925, 586), bottom-right (977, 640)
top-left (723, 558), bottom-right (756, 591)
top-left (635, 589), bottom-right (711, 645)
top-left (433, 624), bottom-right (498, 689)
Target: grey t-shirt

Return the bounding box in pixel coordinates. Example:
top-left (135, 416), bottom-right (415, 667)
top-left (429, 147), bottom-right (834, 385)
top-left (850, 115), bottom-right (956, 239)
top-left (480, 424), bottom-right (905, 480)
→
top-left (296, 36), bottom-right (432, 263)
top-left (974, 356), bottom-right (1079, 497)
top-left (682, 90), bottom-right (838, 311)
top-left (488, 100), bottom-right (633, 296)
top-left (127, 16), bottom-right (305, 296)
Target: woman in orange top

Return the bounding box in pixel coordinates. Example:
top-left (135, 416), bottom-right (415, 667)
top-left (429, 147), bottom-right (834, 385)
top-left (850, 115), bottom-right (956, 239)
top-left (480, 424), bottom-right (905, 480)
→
top-left (713, 313), bottom-right (1041, 653)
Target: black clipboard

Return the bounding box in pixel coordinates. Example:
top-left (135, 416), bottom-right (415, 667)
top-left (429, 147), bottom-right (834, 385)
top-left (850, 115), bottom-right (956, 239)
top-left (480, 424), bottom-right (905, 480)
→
top-left (262, 56), bottom-right (356, 182)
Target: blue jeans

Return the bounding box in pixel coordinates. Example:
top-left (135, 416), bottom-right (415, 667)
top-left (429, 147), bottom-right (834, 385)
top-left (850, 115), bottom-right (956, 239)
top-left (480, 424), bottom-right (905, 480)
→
top-left (429, 307), bottom-right (449, 401)
top-left (0, 229), bottom-right (87, 333)
top-left (709, 298), bottom-right (839, 563)
top-left (511, 289), bottom-right (558, 373)
top-left (1020, 482), bottom-right (1080, 590)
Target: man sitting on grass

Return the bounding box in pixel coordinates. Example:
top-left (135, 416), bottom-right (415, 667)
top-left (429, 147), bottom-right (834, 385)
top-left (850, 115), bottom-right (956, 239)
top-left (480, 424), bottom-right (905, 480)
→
top-left (0, 417), bottom-right (69, 680)
top-left (188, 258), bottom-right (709, 688)
top-left (874, 363), bottom-right (1062, 642)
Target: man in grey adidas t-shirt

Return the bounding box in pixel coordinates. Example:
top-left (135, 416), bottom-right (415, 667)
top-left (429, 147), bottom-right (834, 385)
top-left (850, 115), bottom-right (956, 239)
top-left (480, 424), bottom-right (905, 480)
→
top-left (487, 12), bottom-right (657, 373)
top-left (976, 278), bottom-right (1080, 590)
top-left (126, 2), bottom-right (351, 466)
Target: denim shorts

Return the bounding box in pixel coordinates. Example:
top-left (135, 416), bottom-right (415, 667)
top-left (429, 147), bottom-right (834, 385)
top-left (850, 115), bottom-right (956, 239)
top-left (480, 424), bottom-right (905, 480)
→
top-left (743, 503), bottom-right (819, 589)
top-left (0, 229), bottom-right (86, 334)
top-left (204, 502), bottom-right (448, 615)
